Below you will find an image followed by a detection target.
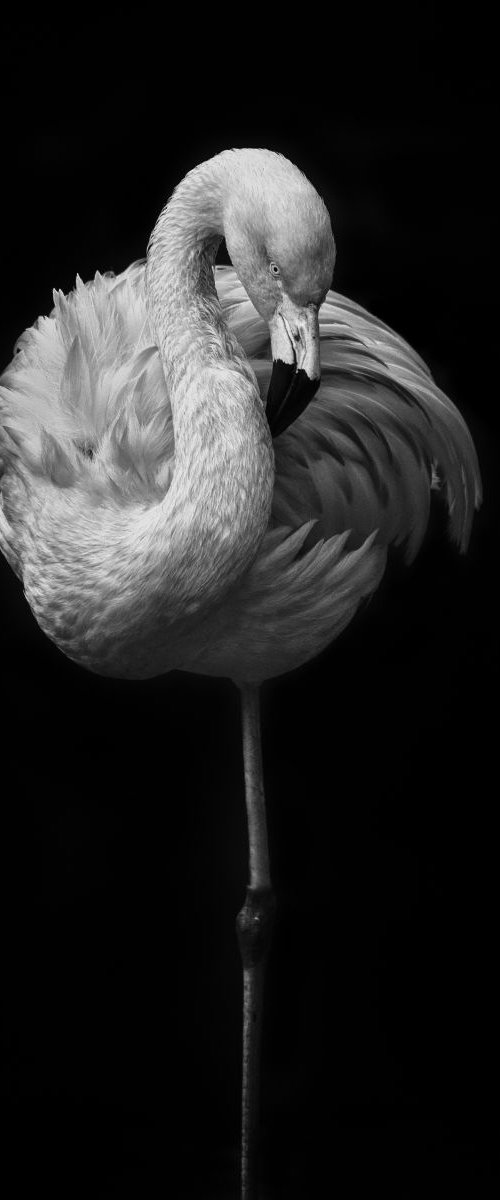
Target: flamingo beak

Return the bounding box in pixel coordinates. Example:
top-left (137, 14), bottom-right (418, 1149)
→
top-left (266, 301), bottom-right (321, 438)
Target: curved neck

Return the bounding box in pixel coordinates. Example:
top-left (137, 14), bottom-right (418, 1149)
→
top-left (139, 156), bottom-right (273, 628)
top-left (146, 157), bottom-right (228, 390)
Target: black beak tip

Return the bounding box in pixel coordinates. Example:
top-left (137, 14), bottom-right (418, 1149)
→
top-left (266, 359), bottom-right (320, 438)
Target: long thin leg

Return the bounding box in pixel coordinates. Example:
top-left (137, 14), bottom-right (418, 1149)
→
top-left (236, 682), bottom-right (276, 1200)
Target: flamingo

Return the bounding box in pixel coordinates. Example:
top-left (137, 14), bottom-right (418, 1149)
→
top-left (0, 148), bottom-right (481, 1198)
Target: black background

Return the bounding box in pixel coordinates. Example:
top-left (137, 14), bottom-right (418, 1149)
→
top-left (0, 11), bottom-right (497, 1197)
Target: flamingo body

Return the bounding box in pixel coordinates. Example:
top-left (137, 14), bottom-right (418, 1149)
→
top-left (0, 153), bottom-right (481, 683)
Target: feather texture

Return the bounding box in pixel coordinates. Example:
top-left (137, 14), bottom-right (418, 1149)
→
top-left (0, 154), bottom-right (481, 683)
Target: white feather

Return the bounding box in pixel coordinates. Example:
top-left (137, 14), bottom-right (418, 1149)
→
top-left (0, 150), bottom-right (481, 682)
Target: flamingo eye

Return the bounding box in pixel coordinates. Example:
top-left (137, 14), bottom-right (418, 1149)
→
top-left (269, 262), bottom-right (280, 277)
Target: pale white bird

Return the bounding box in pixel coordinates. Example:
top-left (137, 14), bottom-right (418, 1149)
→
top-left (0, 148), bottom-right (481, 1198)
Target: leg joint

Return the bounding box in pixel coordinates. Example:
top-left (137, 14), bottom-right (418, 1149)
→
top-left (236, 886), bottom-right (276, 967)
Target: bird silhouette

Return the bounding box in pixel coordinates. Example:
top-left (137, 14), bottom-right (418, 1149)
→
top-left (0, 148), bottom-right (481, 1199)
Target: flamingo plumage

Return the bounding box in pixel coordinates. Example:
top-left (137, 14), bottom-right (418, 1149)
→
top-left (0, 246), bottom-right (480, 684)
top-left (0, 148), bottom-right (481, 1197)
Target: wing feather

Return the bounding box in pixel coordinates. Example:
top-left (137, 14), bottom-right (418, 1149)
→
top-left (0, 261), bottom-right (174, 505)
top-left (218, 269), bottom-right (481, 559)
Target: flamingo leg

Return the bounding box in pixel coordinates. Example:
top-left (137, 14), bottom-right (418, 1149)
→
top-left (236, 682), bottom-right (276, 1200)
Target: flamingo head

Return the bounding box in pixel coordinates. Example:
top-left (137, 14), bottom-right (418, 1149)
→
top-left (224, 150), bottom-right (336, 437)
